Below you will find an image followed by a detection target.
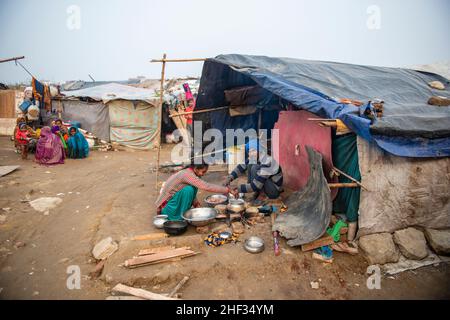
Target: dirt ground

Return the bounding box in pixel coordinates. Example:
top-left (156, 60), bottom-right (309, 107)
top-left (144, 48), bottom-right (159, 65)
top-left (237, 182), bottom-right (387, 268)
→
top-left (0, 136), bottom-right (449, 300)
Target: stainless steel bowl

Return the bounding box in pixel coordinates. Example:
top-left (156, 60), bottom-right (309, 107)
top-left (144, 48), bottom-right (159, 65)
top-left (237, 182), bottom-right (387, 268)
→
top-left (182, 207), bottom-right (217, 226)
top-left (204, 194), bottom-right (228, 207)
top-left (219, 231), bottom-right (232, 240)
top-left (153, 215), bottom-right (168, 229)
top-left (244, 236), bottom-right (265, 254)
top-left (227, 198), bottom-right (246, 213)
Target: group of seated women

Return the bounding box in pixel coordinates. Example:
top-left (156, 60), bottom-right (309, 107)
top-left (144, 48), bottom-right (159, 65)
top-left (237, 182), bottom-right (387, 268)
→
top-left (14, 117), bottom-right (90, 165)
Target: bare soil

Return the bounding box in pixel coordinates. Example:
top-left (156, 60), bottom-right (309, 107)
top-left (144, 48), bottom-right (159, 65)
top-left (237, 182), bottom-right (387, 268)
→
top-left (0, 136), bottom-right (449, 300)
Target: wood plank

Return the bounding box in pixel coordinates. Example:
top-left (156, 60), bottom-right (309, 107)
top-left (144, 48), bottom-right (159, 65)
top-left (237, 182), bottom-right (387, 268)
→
top-left (125, 248), bottom-right (196, 267)
top-left (111, 283), bottom-right (178, 300)
top-left (126, 253), bottom-right (198, 268)
top-left (138, 246), bottom-right (176, 256)
top-left (301, 235), bottom-right (335, 252)
top-left (132, 233), bottom-right (168, 241)
top-left (0, 165), bottom-right (20, 177)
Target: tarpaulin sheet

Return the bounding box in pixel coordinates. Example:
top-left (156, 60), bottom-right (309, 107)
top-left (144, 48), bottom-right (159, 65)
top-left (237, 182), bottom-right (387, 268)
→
top-left (195, 54), bottom-right (450, 157)
top-left (108, 100), bottom-right (158, 150)
top-left (58, 100), bottom-right (110, 142)
top-left (61, 83), bottom-right (158, 104)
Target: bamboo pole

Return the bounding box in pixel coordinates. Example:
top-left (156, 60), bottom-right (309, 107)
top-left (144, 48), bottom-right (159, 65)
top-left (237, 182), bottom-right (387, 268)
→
top-left (155, 53), bottom-right (167, 195)
top-left (0, 56), bottom-right (25, 63)
top-left (150, 58), bottom-right (206, 63)
top-left (169, 106), bottom-right (229, 118)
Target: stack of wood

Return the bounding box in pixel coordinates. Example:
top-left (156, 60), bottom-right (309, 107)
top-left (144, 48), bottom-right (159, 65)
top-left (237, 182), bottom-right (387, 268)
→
top-left (124, 246), bottom-right (198, 268)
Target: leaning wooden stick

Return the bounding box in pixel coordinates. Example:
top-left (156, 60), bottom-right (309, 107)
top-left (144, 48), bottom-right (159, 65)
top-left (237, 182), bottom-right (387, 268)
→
top-left (169, 276), bottom-right (190, 298)
top-left (169, 106), bottom-right (229, 118)
top-left (332, 166), bottom-right (368, 191)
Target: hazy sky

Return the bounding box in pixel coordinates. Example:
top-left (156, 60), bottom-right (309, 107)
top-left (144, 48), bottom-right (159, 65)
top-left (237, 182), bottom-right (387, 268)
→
top-left (1, 0), bottom-right (449, 84)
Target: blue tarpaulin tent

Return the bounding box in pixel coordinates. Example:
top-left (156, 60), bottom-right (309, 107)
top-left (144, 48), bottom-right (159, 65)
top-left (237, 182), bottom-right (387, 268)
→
top-left (195, 54), bottom-right (450, 157)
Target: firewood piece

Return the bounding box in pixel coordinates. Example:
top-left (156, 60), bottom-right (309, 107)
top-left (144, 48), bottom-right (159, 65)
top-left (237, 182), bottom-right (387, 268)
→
top-left (124, 248), bottom-right (197, 268)
top-left (138, 246), bottom-right (176, 256)
top-left (112, 283), bottom-right (178, 300)
top-left (301, 235), bottom-right (335, 252)
top-left (132, 233), bottom-right (169, 241)
top-left (168, 276), bottom-right (190, 298)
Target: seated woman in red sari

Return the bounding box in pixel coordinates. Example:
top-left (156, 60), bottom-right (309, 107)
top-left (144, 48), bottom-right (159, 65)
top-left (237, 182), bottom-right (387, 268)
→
top-left (35, 127), bottom-right (65, 165)
top-left (155, 163), bottom-right (236, 221)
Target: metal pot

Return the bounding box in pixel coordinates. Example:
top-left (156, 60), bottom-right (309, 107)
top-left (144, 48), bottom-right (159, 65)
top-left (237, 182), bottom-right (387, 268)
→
top-left (244, 236), bottom-right (265, 254)
top-left (163, 220), bottom-right (188, 236)
top-left (204, 194), bottom-right (228, 207)
top-left (153, 215), bottom-right (168, 229)
top-left (227, 198), bottom-right (246, 213)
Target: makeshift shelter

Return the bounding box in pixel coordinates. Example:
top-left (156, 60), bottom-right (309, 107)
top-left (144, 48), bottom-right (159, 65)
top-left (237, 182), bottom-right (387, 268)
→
top-left (194, 54), bottom-right (450, 239)
top-left (58, 83), bottom-right (160, 149)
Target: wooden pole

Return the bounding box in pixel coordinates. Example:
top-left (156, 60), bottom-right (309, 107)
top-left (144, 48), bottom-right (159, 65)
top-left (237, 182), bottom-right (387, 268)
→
top-left (169, 106), bottom-right (229, 118)
top-left (155, 53), bottom-right (167, 195)
top-left (0, 56), bottom-right (25, 64)
top-left (328, 183), bottom-right (359, 188)
top-left (332, 166), bottom-right (368, 191)
top-left (150, 58), bottom-right (207, 63)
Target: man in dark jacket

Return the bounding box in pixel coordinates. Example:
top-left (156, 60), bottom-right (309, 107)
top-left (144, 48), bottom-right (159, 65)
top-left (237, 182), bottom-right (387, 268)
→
top-left (224, 139), bottom-right (283, 200)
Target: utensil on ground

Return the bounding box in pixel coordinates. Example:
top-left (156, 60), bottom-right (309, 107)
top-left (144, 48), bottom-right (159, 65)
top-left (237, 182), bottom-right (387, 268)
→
top-left (227, 198), bottom-right (245, 213)
top-left (204, 194), bottom-right (228, 207)
top-left (182, 207), bottom-right (217, 227)
top-left (214, 204), bottom-right (227, 215)
top-left (163, 220), bottom-right (188, 236)
top-left (244, 236), bottom-right (265, 254)
top-left (153, 214), bottom-right (168, 229)
top-left (219, 231), bottom-right (232, 240)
